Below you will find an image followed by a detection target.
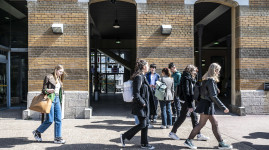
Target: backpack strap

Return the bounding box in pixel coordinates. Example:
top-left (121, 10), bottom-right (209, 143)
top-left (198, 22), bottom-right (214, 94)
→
top-left (161, 77), bottom-right (168, 101)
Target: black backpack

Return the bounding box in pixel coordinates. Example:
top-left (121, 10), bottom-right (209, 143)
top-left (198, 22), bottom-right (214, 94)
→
top-left (193, 82), bottom-right (201, 102)
top-left (176, 83), bottom-right (184, 100)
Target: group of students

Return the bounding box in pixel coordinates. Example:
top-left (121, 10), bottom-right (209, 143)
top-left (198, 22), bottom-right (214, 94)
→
top-left (30, 63), bottom-right (232, 149)
top-left (120, 60), bottom-right (233, 149)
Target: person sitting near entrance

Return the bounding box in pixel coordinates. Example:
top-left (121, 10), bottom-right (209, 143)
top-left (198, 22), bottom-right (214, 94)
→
top-left (146, 63), bottom-right (160, 123)
top-left (184, 63), bottom-right (232, 149)
top-left (32, 65), bottom-right (66, 144)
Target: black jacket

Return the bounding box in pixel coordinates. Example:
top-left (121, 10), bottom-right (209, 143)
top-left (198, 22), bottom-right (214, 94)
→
top-left (181, 71), bottom-right (196, 108)
top-left (132, 74), bottom-right (156, 118)
top-left (200, 78), bottom-right (227, 111)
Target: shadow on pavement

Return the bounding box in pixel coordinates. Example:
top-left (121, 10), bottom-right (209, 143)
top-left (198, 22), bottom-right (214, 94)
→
top-left (0, 137), bottom-right (32, 148)
top-left (75, 124), bottom-right (132, 132)
top-left (109, 136), bottom-right (214, 150)
top-left (91, 119), bottom-right (135, 125)
top-left (45, 143), bottom-right (122, 150)
top-left (243, 132), bottom-right (269, 140)
top-left (232, 141), bottom-right (269, 150)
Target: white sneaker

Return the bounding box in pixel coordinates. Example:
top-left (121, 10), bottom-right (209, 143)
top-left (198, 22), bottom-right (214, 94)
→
top-left (169, 132), bottom-right (180, 140)
top-left (197, 134), bottom-right (210, 141)
top-left (148, 124), bottom-right (154, 129)
top-left (160, 125), bottom-right (167, 129)
top-left (54, 137), bottom-right (66, 144)
top-left (166, 125), bottom-right (171, 129)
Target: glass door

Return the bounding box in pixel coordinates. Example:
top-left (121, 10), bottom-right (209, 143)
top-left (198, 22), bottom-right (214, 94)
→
top-left (107, 74), bottom-right (116, 93)
top-left (0, 63), bottom-right (7, 109)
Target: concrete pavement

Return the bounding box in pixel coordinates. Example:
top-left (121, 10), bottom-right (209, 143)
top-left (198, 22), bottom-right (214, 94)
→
top-left (0, 93), bottom-right (268, 150)
top-left (0, 112), bottom-right (268, 150)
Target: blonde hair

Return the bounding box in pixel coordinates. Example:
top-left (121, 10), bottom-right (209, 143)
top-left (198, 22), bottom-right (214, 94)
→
top-left (202, 63), bottom-right (221, 82)
top-left (184, 64), bottom-right (197, 79)
top-left (53, 65), bottom-right (66, 84)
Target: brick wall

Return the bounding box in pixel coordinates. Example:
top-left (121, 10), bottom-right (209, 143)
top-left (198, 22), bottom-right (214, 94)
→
top-left (137, 2), bottom-right (194, 72)
top-left (235, 1), bottom-right (269, 114)
top-left (250, 0), bottom-right (269, 6)
top-left (27, 1), bottom-right (90, 119)
top-left (236, 5), bottom-right (269, 91)
top-left (28, 1), bottom-right (89, 92)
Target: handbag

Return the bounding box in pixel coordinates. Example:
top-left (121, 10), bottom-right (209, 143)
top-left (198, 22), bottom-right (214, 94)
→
top-left (29, 94), bottom-right (52, 114)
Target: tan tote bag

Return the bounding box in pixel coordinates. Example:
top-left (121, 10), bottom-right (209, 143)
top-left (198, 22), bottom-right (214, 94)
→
top-left (29, 94), bottom-right (52, 114)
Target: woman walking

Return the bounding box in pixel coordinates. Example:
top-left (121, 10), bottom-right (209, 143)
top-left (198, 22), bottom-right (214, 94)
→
top-left (184, 63), bottom-right (232, 149)
top-left (120, 59), bottom-right (156, 149)
top-left (158, 68), bottom-right (174, 129)
top-left (169, 65), bottom-right (209, 141)
top-left (32, 65), bottom-right (66, 144)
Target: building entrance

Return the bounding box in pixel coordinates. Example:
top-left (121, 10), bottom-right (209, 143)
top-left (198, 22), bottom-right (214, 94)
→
top-left (194, 2), bottom-right (232, 106)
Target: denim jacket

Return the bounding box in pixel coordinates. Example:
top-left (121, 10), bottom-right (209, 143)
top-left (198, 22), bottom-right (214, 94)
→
top-left (146, 72), bottom-right (160, 86)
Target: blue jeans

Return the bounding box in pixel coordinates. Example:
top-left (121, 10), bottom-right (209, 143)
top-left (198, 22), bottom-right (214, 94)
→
top-left (134, 115), bottom-right (139, 125)
top-left (159, 101), bottom-right (172, 126)
top-left (37, 96), bottom-right (62, 138)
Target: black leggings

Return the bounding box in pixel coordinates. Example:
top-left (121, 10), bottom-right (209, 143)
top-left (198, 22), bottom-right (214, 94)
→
top-left (171, 102), bottom-right (199, 134)
top-left (188, 114), bottom-right (223, 142)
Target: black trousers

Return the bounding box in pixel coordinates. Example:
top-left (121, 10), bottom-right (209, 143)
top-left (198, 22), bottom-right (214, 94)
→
top-left (171, 96), bottom-right (181, 117)
top-left (123, 116), bottom-right (148, 145)
top-left (171, 102), bottom-right (200, 134)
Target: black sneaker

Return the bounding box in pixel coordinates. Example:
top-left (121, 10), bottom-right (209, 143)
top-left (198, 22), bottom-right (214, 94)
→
top-left (218, 141), bottom-right (233, 149)
top-left (120, 134), bottom-right (125, 147)
top-left (141, 144), bottom-right (155, 149)
top-left (32, 130), bottom-right (42, 142)
top-left (184, 139), bottom-right (197, 149)
top-left (54, 137), bottom-right (66, 144)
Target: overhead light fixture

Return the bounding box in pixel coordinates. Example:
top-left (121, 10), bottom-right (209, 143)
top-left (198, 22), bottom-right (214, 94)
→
top-left (113, 2), bottom-right (120, 29)
top-left (116, 38), bottom-right (121, 44)
top-left (214, 42), bottom-right (219, 45)
top-left (113, 19), bottom-right (120, 29)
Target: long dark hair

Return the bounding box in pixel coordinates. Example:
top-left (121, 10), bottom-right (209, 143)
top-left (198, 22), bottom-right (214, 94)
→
top-left (162, 67), bottom-right (171, 77)
top-left (131, 59), bottom-right (148, 80)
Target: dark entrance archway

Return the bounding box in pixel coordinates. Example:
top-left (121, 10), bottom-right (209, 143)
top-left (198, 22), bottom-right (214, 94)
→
top-left (194, 2), bottom-right (232, 107)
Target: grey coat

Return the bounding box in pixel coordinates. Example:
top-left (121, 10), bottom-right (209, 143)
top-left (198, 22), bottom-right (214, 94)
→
top-left (160, 76), bottom-right (174, 101)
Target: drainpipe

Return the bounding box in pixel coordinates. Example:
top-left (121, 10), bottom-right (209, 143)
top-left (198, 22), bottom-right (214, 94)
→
top-left (6, 50), bottom-right (10, 108)
top-left (197, 24), bottom-right (204, 82)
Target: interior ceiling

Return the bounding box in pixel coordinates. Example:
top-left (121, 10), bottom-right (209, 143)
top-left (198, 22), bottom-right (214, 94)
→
top-left (0, 1), bottom-right (231, 49)
top-left (90, 1), bottom-right (136, 40)
top-left (0, 0), bottom-right (27, 48)
top-left (194, 2), bottom-right (231, 49)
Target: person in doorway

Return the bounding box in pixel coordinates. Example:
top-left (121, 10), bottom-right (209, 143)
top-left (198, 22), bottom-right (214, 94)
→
top-left (168, 63), bottom-right (181, 120)
top-left (169, 65), bottom-right (209, 141)
top-left (32, 65), bottom-right (66, 144)
top-left (184, 63), bottom-right (232, 149)
top-left (120, 59), bottom-right (156, 149)
top-left (158, 68), bottom-right (174, 129)
top-left (146, 64), bottom-right (160, 123)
